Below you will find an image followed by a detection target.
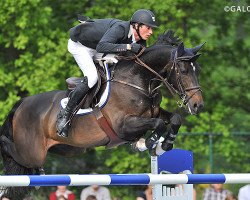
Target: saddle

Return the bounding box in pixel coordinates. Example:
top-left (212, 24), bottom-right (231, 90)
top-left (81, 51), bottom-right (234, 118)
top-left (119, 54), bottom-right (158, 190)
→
top-left (64, 61), bottom-right (126, 148)
top-left (65, 53), bottom-right (118, 110)
top-left (65, 65), bottom-right (105, 109)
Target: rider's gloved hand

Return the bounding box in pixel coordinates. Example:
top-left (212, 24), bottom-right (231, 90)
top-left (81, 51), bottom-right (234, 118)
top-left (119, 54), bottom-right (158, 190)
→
top-left (130, 43), bottom-right (142, 53)
top-left (103, 54), bottom-right (118, 64)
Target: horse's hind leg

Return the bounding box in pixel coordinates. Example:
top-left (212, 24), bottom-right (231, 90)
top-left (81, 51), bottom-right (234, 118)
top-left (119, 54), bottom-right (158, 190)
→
top-left (0, 135), bottom-right (46, 174)
top-left (35, 167), bottom-right (45, 175)
top-left (0, 135), bottom-right (24, 167)
top-left (0, 136), bottom-right (34, 200)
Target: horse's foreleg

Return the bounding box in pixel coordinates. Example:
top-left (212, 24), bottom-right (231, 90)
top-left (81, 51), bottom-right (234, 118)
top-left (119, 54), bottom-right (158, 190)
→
top-left (121, 116), bottom-right (167, 154)
top-left (158, 108), bottom-right (182, 151)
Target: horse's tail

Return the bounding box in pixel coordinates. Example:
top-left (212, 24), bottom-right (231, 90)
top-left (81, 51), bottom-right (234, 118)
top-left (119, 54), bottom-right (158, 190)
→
top-left (0, 98), bottom-right (33, 200)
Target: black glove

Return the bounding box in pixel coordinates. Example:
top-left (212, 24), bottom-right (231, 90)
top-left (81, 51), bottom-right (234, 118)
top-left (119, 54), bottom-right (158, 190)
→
top-left (131, 43), bottom-right (142, 53)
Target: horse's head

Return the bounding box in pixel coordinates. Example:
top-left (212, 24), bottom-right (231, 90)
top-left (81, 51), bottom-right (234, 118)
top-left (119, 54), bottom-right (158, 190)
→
top-left (116, 30), bottom-right (204, 115)
top-left (167, 42), bottom-right (205, 114)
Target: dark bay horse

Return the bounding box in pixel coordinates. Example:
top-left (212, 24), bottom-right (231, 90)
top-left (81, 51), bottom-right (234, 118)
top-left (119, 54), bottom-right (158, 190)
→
top-left (0, 31), bottom-right (204, 199)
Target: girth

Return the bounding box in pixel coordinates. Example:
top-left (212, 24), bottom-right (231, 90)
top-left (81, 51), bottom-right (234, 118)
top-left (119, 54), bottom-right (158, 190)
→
top-left (92, 106), bottom-right (127, 148)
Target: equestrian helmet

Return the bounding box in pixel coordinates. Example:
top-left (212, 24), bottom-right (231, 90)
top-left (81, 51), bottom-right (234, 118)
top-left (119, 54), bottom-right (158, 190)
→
top-left (131, 9), bottom-right (158, 28)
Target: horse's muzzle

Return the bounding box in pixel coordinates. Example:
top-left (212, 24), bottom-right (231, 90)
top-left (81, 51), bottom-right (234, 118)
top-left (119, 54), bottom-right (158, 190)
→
top-left (188, 100), bottom-right (204, 115)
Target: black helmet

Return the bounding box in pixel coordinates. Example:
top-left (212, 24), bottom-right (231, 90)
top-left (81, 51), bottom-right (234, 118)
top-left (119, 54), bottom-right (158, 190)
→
top-left (131, 9), bottom-right (158, 28)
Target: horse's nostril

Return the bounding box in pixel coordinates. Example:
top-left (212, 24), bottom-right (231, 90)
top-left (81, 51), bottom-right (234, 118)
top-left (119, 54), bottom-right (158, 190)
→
top-left (193, 102), bottom-right (204, 112)
top-left (194, 103), bottom-right (198, 109)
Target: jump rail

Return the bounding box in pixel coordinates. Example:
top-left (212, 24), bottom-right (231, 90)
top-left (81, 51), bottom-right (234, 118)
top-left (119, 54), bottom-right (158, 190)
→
top-left (0, 174), bottom-right (250, 187)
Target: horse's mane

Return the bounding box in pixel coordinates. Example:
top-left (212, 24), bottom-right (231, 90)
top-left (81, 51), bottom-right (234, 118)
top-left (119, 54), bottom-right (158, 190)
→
top-left (155, 30), bottom-right (181, 46)
top-left (141, 30), bottom-right (181, 54)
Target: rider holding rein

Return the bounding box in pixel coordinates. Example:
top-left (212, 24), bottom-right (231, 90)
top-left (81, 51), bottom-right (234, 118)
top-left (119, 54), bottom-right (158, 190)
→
top-left (57, 9), bottom-right (158, 137)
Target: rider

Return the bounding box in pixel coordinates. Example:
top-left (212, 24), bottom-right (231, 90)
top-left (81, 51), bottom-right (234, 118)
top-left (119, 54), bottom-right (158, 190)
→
top-left (57, 9), bottom-right (158, 137)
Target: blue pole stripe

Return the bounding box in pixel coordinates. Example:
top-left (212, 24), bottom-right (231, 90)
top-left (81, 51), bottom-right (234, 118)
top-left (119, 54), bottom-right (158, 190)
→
top-left (110, 174), bottom-right (150, 185)
top-left (187, 174), bottom-right (226, 184)
top-left (29, 175), bottom-right (71, 186)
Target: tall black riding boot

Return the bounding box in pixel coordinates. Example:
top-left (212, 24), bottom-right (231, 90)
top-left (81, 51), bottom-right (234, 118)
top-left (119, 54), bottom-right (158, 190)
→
top-left (57, 77), bottom-right (90, 137)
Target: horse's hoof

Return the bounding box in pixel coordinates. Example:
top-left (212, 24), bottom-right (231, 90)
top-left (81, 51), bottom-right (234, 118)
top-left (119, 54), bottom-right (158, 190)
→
top-left (161, 143), bottom-right (173, 151)
top-left (148, 147), bottom-right (157, 156)
top-left (130, 142), bottom-right (140, 152)
top-left (145, 138), bottom-right (156, 149)
top-left (39, 168), bottom-right (45, 175)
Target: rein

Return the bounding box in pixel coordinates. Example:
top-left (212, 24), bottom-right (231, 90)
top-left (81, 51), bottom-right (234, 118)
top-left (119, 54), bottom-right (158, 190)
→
top-left (116, 47), bottom-right (202, 107)
top-left (116, 48), bottom-right (176, 98)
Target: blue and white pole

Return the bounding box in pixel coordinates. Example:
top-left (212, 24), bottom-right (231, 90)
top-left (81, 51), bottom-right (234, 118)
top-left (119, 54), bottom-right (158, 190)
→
top-left (0, 174), bottom-right (249, 187)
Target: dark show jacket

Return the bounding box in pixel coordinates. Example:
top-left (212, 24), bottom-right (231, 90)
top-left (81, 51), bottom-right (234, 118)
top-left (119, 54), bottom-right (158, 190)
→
top-left (69, 18), bottom-right (146, 53)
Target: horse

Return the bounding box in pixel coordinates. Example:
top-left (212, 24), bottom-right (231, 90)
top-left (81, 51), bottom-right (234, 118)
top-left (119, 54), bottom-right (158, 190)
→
top-left (0, 31), bottom-right (204, 199)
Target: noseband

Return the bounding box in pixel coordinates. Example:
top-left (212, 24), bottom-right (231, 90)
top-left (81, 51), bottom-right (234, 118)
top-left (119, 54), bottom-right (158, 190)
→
top-left (115, 47), bottom-right (202, 107)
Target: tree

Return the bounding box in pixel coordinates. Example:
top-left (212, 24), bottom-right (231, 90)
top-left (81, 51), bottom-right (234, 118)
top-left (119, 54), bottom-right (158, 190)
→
top-left (0, 0), bottom-right (249, 199)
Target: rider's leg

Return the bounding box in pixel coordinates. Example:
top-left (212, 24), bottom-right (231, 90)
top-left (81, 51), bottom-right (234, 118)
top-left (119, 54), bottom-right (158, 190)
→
top-left (57, 77), bottom-right (90, 137)
top-left (68, 39), bottom-right (98, 88)
top-left (57, 39), bottom-right (98, 137)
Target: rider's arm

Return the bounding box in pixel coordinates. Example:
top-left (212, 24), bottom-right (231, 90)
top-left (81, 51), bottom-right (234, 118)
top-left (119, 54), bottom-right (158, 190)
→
top-left (96, 25), bottom-right (130, 53)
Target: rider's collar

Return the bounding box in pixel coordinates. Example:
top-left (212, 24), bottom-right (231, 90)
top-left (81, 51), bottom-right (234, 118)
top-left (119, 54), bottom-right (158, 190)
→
top-left (128, 25), bottom-right (136, 43)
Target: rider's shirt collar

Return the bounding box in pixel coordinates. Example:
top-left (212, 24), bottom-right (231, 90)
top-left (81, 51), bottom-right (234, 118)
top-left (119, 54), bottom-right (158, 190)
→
top-left (128, 25), bottom-right (136, 43)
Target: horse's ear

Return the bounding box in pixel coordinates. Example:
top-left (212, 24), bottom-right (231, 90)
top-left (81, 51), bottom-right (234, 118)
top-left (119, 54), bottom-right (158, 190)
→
top-left (190, 53), bottom-right (202, 62)
top-left (190, 42), bottom-right (206, 55)
top-left (177, 42), bottom-right (185, 57)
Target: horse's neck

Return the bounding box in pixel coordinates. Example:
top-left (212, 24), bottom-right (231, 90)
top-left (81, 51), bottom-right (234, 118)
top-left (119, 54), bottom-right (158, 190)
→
top-left (114, 46), bottom-right (173, 87)
top-left (140, 46), bottom-right (173, 76)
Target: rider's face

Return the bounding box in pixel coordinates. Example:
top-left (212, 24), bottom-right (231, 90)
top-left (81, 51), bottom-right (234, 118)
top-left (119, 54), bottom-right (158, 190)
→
top-left (139, 25), bottom-right (153, 40)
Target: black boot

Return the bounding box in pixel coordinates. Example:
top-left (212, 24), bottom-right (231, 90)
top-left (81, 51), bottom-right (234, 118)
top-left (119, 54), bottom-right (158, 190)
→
top-left (57, 77), bottom-right (90, 137)
top-left (161, 113), bottom-right (181, 151)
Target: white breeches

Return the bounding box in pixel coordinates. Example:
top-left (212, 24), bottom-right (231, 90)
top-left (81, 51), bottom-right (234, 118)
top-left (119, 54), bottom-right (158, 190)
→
top-left (68, 39), bottom-right (99, 88)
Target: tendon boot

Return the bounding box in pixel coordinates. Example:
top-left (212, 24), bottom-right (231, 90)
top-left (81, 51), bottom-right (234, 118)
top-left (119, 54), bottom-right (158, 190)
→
top-left (57, 77), bottom-right (90, 137)
top-left (161, 127), bottom-right (175, 151)
top-left (161, 113), bottom-right (182, 151)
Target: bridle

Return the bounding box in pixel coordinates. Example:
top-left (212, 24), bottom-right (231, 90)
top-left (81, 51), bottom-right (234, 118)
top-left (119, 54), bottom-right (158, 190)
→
top-left (167, 51), bottom-right (202, 107)
top-left (114, 47), bottom-right (202, 107)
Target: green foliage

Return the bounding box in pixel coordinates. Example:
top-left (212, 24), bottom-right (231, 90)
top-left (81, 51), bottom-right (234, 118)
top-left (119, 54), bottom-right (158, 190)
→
top-left (0, 0), bottom-right (249, 199)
